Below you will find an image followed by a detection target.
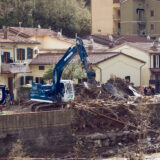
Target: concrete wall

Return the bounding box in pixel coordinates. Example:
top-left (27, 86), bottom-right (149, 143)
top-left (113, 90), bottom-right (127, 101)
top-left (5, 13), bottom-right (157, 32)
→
top-left (93, 54), bottom-right (143, 86)
top-left (0, 110), bottom-right (74, 157)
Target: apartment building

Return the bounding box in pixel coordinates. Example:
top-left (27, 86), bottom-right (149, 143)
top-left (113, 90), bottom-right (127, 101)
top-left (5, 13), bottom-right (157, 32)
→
top-left (92, 0), bottom-right (160, 38)
top-left (91, 0), bottom-right (120, 35)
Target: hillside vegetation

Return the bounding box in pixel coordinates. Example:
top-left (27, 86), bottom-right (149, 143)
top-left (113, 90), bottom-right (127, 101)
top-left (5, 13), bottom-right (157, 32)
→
top-left (0, 0), bottom-right (91, 37)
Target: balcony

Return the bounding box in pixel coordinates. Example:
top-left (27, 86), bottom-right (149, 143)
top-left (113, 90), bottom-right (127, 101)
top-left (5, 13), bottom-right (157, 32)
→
top-left (149, 80), bottom-right (160, 85)
top-left (150, 68), bottom-right (160, 73)
top-left (113, 0), bottom-right (119, 3)
top-left (137, 17), bottom-right (146, 26)
top-left (1, 63), bottom-right (31, 74)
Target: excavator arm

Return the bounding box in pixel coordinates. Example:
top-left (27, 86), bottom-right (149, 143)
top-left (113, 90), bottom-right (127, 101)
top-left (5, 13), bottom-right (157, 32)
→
top-left (52, 37), bottom-right (96, 97)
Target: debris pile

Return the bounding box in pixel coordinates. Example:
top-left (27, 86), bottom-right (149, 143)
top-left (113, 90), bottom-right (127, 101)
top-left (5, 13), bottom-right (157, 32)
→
top-left (70, 77), bottom-right (160, 158)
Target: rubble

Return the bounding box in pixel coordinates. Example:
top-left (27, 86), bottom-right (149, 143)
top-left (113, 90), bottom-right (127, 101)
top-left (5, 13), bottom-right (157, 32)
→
top-left (71, 77), bottom-right (160, 158)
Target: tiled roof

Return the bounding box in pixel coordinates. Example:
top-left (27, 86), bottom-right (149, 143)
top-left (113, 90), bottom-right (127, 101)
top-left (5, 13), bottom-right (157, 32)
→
top-left (92, 34), bottom-right (154, 45)
top-left (61, 38), bottom-right (109, 51)
top-left (127, 42), bottom-right (160, 53)
top-left (30, 52), bottom-right (120, 65)
top-left (0, 29), bottom-right (40, 44)
top-left (9, 27), bottom-right (57, 38)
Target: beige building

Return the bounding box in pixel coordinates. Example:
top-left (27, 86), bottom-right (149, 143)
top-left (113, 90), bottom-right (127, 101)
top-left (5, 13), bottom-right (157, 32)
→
top-left (91, 0), bottom-right (160, 38)
top-left (9, 27), bottom-right (72, 53)
top-left (30, 52), bottom-right (145, 86)
top-left (0, 28), bottom-right (40, 99)
top-left (91, 0), bottom-right (120, 35)
top-left (110, 42), bottom-right (160, 92)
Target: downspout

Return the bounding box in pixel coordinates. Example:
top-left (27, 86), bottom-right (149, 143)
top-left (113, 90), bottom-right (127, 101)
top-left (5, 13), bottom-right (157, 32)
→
top-left (94, 64), bottom-right (102, 84)
top-left (140, 62), bottom-right (146, 87)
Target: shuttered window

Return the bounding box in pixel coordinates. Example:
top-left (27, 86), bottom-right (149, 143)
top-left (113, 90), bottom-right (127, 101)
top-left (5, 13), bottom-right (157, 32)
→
top-left (27, 48), bottom-right (33, 59)
top-left (25, 76), bottom-right (33, 84)
top-left (17, 48), bottom-right (25, 60)
top-left (20, 76), bottom-right (24, 85)
top-left (1, 52), bottom-right (10, 63)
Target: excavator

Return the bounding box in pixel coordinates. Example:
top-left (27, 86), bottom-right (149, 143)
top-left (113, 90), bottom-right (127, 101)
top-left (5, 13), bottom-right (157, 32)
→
top-left (0, 85), bottom-right (6, 110)
top-left (29, 37), bottom-right (97, 111)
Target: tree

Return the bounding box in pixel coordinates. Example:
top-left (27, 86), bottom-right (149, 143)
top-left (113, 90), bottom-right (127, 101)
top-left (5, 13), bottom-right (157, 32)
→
top-left (43, 62), bottom-right (86, 82)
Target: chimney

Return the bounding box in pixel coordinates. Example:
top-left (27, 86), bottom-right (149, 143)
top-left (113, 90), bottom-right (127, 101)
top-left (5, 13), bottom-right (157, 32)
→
top-left (19, 22), bottom-right (22, 27)
top-left (3, 26), bottom-right (8, 39)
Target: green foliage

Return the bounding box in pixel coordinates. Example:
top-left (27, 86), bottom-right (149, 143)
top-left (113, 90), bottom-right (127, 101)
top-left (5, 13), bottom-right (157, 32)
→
top-left (43, 65), bottom-right (54, 81)
top-left (62, 62), bottom-right (86, 80)
top-left (43, 62), bottom-right (86, 82)
top-left (0, 0), bottom-right (91, 37)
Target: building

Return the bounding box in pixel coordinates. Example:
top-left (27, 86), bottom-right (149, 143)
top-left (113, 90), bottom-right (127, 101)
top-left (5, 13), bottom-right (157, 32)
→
top-left (91, 0), bottom-right (120, 35)
top-left (109, 41), bottom-right (160, 92)
top-left (0, 27), bottom-right (40, 99)
top-left (91, 0), bottom-right (160, 38)
top-left (30, 52), bottom-right (145, 86)
top-left (9, 27), bottom-right (72, 53)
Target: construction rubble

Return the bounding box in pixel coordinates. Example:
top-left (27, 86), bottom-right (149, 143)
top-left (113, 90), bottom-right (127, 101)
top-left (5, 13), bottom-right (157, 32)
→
top-left (68, 77), bottom-right (160, 158)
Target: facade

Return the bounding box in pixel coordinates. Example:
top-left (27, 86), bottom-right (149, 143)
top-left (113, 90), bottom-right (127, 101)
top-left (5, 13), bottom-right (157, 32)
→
top-left (0, 28), bottom-right (40, 99)
top-left (91, 0), bottom-right (160, 37)
top-left (29, 52), bottom-right (144, 86)
top-left (91, 0), bottom-right (120, 35)
top-left (110, 42), bottom-right (160, 92)
top-left (9, 27), bottom-right (72, 53)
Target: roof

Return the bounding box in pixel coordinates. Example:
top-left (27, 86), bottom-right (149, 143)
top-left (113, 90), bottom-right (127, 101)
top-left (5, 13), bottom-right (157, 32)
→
top-left (0, 29), bottom-right (40, 44)
top-left (61, 38), bottom-right (109, 51)
top-left (30, 52), bottom-right (145, 65)
top-left (9, 27), bottom-right (57, 38)
top-left (111, 42), bottom-right (160, 54)
top-left (92, 34), bottom-right (154, 46)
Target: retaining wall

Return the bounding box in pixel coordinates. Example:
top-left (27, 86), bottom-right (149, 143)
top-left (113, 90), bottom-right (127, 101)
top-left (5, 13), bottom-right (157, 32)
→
top-left (0, 109), bottom-right (74, 158)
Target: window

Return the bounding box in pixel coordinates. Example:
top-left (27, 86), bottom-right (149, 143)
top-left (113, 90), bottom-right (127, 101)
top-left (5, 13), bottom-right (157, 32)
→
top-left (17, 48), bottom-right (25, 60)
top-left (27, 48), bottom-right (33, 59)
top-left (39, 66), bottom-right (45, 70)
top-left (125, 76), bottom-right (130, 82)
top-left (151, 10), bottom-right (154, 17)
top-left (151, 24), bottom-right (154, 30)
top-left (118, 23), bottom-right (121, 29)
top-left (1, 52), bottom-right (10, 63)
top-left (36, 77), bottom-right (44, 84)
top-left (20, 76), bottom-right (24, 85)
top-left (25, 76), bottom-right (33, 84)
top-left (153, 55), bottom-right (160, 68)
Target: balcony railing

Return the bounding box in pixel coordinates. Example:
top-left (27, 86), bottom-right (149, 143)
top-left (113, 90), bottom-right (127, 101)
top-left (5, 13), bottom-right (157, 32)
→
top-left (149, 80), bottom-right (160, 85)
top-left (137, 17), bottom-right (146, 26)
top-left (1, 63), bottom-right (31, 74)
top-left (150, 68), bottom-right (160, 73)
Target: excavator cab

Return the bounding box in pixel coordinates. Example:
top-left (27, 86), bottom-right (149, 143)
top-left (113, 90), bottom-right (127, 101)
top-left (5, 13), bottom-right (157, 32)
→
top-left (61, 80), bottom-right (75, 102)
top-left (0, 85), bottom-right (6, 105)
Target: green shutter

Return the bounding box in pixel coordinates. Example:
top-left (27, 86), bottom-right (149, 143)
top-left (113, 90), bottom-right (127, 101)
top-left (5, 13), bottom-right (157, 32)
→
top-left (17, 49), bottom-right (20, 60)
top-left (27, 48), bottom-right (33, 59)
top-left (22, 49), bottom-right (25, 60)
top-left (1, 55), bottom-right (4, 63)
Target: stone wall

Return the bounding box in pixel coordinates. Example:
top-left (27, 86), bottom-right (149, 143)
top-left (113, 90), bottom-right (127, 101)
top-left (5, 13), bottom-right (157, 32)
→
top-left (0, 110), bottom-right (74, 157)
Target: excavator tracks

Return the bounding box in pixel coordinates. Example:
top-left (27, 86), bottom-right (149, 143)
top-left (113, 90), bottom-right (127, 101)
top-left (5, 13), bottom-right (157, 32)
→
top-left (28, 101), bottom-right (68, 112)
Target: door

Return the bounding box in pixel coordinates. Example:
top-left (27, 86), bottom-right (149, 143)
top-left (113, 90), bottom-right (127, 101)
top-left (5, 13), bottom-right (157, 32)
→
top-left (8, 77), bottom-right (13, 96)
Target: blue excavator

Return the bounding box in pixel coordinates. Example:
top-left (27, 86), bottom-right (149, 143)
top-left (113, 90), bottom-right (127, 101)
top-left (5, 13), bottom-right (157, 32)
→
top-left (0, 85), bottom-right (6, 110)
top-left (29, 37), bottom-right (97, 111)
